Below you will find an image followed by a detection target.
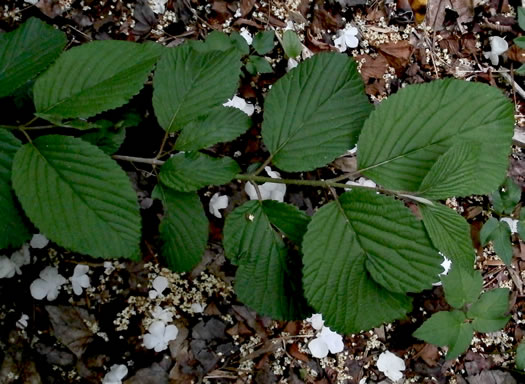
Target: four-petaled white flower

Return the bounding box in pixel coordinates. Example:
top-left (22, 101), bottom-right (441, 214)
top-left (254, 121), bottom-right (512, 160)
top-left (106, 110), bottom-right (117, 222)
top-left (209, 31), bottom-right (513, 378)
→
top-left (30, 233), bottom-right (49, 249)
top-left (377, 351), bottom-right (406, 382)
top-left (102, 364), bottom-right (128, 384)
top-left (333, 26), bottom-right (359, 52)
top-left (223, 96), bottom-right (255, 116)
top-left (149, 276), bottom-right (169, 299)
top-left (143, 321), bottom-right (178, 352)
top-left (240, 27), bottom-right (253, 45)
top-left (245, 166), bottom-right (286, 202)
top-left (151, 306), bottom-right (173, 324)
top-left (30, 266), bottom-right (67, 301)
top-left (209, 193), bottom-right (229, 218)
top-left (0, 245), bottom-right (31, 278)
top-left (70, 265), bottom-right (90, 295)
top-left (484, 36), bottom-right (508, 66)
top-left (308, 325), bottom-right (345, 358)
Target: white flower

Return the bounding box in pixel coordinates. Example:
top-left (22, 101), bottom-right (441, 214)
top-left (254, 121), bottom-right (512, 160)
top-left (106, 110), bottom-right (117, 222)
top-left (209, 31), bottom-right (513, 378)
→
top-left (104, 261), bottom-right (115, 275)
top-left (25, 0), bottom-right (38, 4)
top-left (306, 313), bottom-right (324, 330)
top-left (151, 306), bottom-right (173, 324)
top-left (223, 96), bottom-right (255, 116)
top-left (333, 26), bottom-right (359, 52)
top-left (149, 276), bottom-right (169, 299)
top-left (147, 0), bottom-right (168, 14)
top-left (30, 266), bottom-right (67, 301)
top-left (345, 177), bottom-right (376, 191)
top-left (190, 303), bottom-right (206, 313)
top-left (483, 36), bottom-right (508, 66)
top-left (209, 193), bottom-right (229, 218)
top-left (0, 256), bottom-right (17, 279)
top-left (287, 58), bottom-right (299, 72)
top-left (70, 265), bottom-right (90, 295)
top-left (10, 245), bottom-right (30, 274)
top-left (16, 313), bottom-right (29, 329)
top-left (240, 28), bottom-right (253, 45)
top-left (377, 351), bottom-right (405, 382)
top-left (245, 166), bottom-right (286, 202)
top-left (102, 364), bottom-right (128, 384)
top-left (501, 217), bottom-right (518, 234)
top-left (359, 379), bottom-right (367, 384)
top-left (143, 321), bottom-right (178, 352)
top-left (308, 326), bottom-right (344, 358)
top-left (30, 234), bottom-right (49, 249)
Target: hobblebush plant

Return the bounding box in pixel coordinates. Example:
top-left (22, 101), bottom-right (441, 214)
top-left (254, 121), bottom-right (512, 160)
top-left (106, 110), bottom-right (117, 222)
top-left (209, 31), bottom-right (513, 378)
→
top-left (0, 18), bottom-right (517, 351)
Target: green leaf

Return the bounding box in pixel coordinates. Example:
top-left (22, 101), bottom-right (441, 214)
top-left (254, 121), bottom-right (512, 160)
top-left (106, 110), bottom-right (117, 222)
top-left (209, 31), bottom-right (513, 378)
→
top-left (358, 79), bottom-right (514, 195)
top-left (261, 200), bottom-right (310, 246)
top-left (159, 152), bottom-right (240, 192)
top-left (441, 265), bottom-right (482, 309)
top-left (515, 36), bottom-right (525, 49)
top-left (0, 129), bottom-right (30, 248)
top-left (152, 186), bottom-right (208, 272)
top-left (175, 106), bottom-right (251, 151)
top-left (229, 32), bottom-right (250, 55)
top-left (413, 310), bottom-right (473, 360)
top-left (517, 64), bottom-right (525, 76)
top-left (262, 53), bottom-right (372, 172)
top-left (0, 17), bottom-right (66, 98)
top-left (246, 55), bottom-right (273, 74)
top-left (420, 203), bottom-right (475, 268)
top-left (282, 30), bottom-right (302, 58)
top-left (199, 31), bottom-right (234, 51)
top-left (491, 177), bottom-right (521, 215)
top-left (11, 135), bottom-right (141, 259)
top-left (345, 190), bottom-right (442, 293)
top-left (516, 342), bottom-right (525, 370)
top-left (253, 31), bottom-right (275, 55)
top-left (152, 45), bottom-right (241, 132)
top-left (302, 189), bottom-right (442, 333)
top-left (468, 288), bottom-right (510, 332)
top-left (519, 7), bottom-right (525, 31)
top-left (417, 141), bottom-right (481, 199)
top-left (81, 123), bottom-right (126, 155)
top-left (34, 114), bottom-right (101, 130)
top-left (223, 201), bottom-right (311, 320)
top-left (34, 41), bottom-right (162, 119)
top-left (480, 217), bottom-right (513, 265)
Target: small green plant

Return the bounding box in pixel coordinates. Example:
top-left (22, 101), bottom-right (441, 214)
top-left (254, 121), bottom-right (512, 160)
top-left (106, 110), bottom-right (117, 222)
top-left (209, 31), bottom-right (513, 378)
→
top-left (413, 265), bottom-right (510, 359)
top-left (0, 17), bottom-right (517, 351)
top-left (479, 177), bottom-right (524, 265)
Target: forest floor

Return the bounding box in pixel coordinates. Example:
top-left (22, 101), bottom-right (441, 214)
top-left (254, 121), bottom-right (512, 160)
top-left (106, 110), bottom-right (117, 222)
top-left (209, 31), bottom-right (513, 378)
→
top-left (1, 0), bottom-right (525, 383)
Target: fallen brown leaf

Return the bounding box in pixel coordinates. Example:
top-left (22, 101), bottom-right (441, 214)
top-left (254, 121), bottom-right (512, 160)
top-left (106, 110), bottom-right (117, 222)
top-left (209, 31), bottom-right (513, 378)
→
top-left (377, 41), bottom-right (413, 75)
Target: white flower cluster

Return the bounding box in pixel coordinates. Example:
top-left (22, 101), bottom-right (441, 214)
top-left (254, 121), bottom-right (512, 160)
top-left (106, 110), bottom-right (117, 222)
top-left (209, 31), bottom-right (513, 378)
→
top-left (143, 276), bottom-right (179, 352)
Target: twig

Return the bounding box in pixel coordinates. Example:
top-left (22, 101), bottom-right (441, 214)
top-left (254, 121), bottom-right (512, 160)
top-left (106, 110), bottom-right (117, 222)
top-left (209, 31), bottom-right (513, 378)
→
top-left (112, 155), bottom-right (165, 166)
top-left (500, 72), bottom-right (525, 99)
top-left (111, 155), bottom-right (431, 204)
